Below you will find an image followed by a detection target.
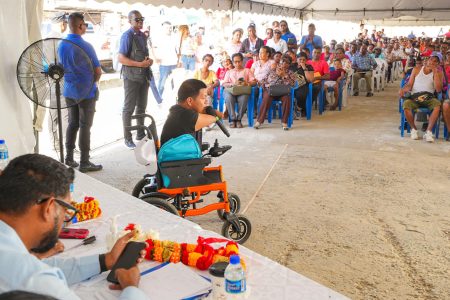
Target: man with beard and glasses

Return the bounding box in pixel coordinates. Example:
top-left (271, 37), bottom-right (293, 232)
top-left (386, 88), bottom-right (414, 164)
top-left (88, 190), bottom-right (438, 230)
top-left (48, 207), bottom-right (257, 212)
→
top-left (0, 154), bottom-right (148, 299)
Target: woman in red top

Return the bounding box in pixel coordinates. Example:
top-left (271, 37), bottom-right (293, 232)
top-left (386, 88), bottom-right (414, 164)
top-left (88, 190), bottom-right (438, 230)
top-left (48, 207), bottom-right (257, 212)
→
top-left (216, 58), bottom-right (233, 81)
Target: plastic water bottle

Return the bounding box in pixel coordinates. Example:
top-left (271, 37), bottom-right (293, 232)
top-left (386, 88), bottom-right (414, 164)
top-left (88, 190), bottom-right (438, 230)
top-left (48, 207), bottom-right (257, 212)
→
top-left (224, 255), bottom-right (246, 298)
top-left (0, 140), bottom-right (9, 170)
top-left (68, 183), bottom-right (78, 225)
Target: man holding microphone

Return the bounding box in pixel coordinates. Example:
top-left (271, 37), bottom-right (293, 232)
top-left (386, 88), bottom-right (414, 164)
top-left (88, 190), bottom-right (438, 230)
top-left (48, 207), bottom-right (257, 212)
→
top-left (118, 10), bottom-right (152, 149)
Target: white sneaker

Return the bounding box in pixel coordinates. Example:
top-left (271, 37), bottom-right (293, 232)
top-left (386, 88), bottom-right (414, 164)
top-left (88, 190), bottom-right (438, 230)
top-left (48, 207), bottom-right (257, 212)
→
top-left (254, 121), bottom-right (261, 129)
top-left (410, 129), bottom-right (419, 140)
top-left (423, 130), bottom-right (434, 143)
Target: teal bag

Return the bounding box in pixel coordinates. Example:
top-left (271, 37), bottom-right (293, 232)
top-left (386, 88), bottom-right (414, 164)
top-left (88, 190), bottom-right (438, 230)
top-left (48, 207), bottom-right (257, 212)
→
top-left (157, 134), bottom-right (202, 187)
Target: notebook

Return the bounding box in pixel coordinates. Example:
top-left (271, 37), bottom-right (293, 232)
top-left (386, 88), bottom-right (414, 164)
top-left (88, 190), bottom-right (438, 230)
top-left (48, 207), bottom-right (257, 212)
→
top-left (139, 262), bottom-right (212, 300)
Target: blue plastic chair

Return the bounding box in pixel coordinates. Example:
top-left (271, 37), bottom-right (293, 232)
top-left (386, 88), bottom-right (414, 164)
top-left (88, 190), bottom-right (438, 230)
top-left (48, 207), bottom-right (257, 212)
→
top-left (398, 78), bottom-right (407, 113)
top-left (222, 86), bottom-right (256, 127)
top-left (212, 86), bottom-right (225, 112)
top-left (305, 83), bottom-right (313, 120)
top-left (257, 85), bottom-right (296, 128)
top-left (400, 92), bottom-right (442, 138)
top-left (318, 81), bottom-right (326, 115)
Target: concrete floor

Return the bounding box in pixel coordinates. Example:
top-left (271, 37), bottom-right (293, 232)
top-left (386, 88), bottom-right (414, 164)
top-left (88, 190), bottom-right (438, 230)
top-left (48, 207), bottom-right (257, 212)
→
top-left (71, 82), bottom-right (449, 300)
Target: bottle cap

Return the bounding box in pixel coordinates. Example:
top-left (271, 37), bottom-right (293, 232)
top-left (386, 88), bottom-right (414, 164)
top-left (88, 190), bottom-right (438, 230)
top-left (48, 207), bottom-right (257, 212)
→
top-left (209, 261), bottom-right (228, 277)
top-left (0, 140), bottom-right (4, 144)
top-left (229, 254), bottom-right (240, 265)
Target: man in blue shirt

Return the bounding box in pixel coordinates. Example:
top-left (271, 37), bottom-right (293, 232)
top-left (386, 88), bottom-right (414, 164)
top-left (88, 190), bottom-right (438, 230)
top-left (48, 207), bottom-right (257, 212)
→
top-left (279, 20), bottom-right (297, 52)
top-left (118, 10), bottom-right (152, 149)
top-left (59, 12), bottom-right (102, 172)
top-left (352, 43), bottom-right (378, 97)
top-left (0, 154), bottom-right (147, 300)
top-left (299, 23), bottom-right (322, 59)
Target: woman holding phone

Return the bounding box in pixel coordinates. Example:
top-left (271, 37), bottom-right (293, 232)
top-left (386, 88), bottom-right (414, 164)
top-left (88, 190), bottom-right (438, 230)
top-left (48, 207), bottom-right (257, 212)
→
top-left (222, 53), bottom-right (256, 128)
top-left (256, 54), bottom-right (297, 130)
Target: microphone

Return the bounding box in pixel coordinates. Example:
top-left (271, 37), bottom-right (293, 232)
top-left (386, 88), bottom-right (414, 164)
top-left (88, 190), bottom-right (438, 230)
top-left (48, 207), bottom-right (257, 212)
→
top-left (204, 106), bottom-right (230, 137)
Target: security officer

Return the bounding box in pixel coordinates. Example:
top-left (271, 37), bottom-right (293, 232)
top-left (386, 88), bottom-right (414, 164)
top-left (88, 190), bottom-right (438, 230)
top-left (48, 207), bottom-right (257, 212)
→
top-left (118, 10), bottom-right (152, 149)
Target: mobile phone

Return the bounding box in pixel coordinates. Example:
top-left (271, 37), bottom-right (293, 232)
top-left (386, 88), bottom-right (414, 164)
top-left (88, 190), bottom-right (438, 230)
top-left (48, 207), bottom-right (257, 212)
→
top-left (287, 38), bottom-right (295, 45)
top-left (59, 228), bottom-right (89, 239)
top-left (106, 241), bottom-right (146, 284)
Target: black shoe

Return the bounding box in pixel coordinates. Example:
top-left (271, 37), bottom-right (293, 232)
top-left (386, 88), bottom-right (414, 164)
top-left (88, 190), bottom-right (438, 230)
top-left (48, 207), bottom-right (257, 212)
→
top-left (353, 92), bottom-right (359, 96)
top-left (65, 159), bottom-right (79, 168)
top-left (79, 161), bottom-right (103, 173)
top-left (366, 92), bottom-right (373, 97)
top-left (125, 139), bottom-right (136, 149)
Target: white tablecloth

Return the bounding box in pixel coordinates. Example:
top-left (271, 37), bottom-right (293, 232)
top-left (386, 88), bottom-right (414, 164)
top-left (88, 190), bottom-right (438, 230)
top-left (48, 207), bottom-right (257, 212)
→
top-left (62, 172), bottom-right (348, 300)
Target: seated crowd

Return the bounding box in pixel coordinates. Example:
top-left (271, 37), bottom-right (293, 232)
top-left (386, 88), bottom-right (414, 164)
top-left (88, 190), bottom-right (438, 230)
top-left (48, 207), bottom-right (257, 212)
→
top-left (188, 20), bottom-right (449, 139)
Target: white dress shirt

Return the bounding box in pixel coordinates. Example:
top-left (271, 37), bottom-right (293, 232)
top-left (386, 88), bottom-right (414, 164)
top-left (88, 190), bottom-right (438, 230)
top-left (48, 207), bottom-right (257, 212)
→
top-left (0, 220), bottom-right (148, 300)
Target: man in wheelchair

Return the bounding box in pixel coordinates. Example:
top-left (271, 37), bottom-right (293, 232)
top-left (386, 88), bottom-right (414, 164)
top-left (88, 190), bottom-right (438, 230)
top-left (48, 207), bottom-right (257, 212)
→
top-left (159, 79), bottom-right (227, 189)
top-left (160, 79), bottom-right (224, 146)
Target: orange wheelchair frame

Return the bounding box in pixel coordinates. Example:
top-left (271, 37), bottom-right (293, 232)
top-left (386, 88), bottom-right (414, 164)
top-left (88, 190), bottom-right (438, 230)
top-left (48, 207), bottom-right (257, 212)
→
top-left (128, 114), bottom-right (251, 243)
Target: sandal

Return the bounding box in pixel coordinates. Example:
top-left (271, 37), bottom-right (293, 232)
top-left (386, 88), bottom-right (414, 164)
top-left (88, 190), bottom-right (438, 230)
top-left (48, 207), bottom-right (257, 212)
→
top-left (282, 123), bottom-right (289, 131)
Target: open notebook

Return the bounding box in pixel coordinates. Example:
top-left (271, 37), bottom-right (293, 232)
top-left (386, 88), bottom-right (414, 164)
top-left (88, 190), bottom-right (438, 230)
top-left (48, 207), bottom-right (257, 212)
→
top-left (139, 262), bottom-right (212, 299)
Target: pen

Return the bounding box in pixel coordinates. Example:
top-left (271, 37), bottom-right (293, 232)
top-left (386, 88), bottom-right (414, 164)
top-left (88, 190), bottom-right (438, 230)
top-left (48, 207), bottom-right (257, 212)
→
top-left (64, 236), bottom-right (96, 252)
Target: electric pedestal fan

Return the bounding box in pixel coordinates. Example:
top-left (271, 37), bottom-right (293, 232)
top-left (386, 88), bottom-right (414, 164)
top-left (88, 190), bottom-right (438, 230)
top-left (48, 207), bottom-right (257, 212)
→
top-left (16, 38), bottom-right (94, 163)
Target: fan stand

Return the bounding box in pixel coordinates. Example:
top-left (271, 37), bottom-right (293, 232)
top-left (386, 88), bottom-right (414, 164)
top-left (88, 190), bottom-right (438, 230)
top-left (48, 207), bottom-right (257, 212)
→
top-left (48, 63), bottom-right (65, 163)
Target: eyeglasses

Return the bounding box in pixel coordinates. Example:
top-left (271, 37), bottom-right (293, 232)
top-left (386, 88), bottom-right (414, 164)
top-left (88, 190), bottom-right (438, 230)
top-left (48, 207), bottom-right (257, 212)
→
top-left (37, 197), bottom-right (79, 223)
top-left (134, 17), bottom-right (145, 22)
top-left (274, 31), bottom-right (281, 35)
top-left (81, 23), bottom-right (88, 27)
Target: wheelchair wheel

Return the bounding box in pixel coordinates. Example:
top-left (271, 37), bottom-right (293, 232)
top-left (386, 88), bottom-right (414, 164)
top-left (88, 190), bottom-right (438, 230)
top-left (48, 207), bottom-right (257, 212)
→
top-left (140, 196), bottom-right (179, 216)
top-left (217, 192), bottom-right (241, 220)
top-left (132, 176), bottom-right (157, 198)
top-left (221, 214), bottom-right (251, 244)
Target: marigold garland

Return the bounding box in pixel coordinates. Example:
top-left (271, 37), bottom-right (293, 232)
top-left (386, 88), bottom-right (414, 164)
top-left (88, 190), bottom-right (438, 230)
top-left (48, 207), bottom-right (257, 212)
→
top-left (123, 224), bottom-right (245, 271)
top-left (72, 197), bottom-right (102, 222)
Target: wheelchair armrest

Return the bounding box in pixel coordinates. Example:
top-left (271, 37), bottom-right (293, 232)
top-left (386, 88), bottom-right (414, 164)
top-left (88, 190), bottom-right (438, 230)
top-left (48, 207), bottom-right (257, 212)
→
top-left (160, 157), bottom-right (211, 168)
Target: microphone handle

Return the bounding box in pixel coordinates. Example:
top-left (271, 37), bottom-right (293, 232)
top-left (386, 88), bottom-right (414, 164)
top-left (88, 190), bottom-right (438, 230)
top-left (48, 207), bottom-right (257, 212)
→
top-left (215, 117), bottom-right (230, 137)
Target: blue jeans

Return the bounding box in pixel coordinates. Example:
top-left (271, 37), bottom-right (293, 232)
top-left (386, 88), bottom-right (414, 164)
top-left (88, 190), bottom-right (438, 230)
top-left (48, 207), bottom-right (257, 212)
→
top-left (149, 76), bottom-right (163, 104)
top-left (181, 55), bottom-right (196, 71)
top-left (158, 65), bottom-right (176, 96)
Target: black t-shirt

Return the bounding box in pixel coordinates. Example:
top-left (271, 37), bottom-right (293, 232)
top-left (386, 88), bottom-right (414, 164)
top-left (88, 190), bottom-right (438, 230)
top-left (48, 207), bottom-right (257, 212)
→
top-left (160, 104), bottom-right (199, 146)
top-left (293, 64), bottom-right (314, 88)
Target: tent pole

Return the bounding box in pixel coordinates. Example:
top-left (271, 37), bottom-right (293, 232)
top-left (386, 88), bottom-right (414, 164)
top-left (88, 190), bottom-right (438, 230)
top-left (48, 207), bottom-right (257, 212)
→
top-left (300, 14), bottom-right (304, 36)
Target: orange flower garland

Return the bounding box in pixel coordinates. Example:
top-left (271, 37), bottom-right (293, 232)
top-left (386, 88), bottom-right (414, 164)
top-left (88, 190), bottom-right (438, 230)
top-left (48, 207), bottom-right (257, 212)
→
top-left (72, 196), bottom-right (102, 222)
top-left (123, 224), bottom-right (245, 271)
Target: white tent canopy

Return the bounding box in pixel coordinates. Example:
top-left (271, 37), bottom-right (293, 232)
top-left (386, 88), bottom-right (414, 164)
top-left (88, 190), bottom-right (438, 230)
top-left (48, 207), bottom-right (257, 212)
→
top-left (95, 0), bottom-right (450, 25)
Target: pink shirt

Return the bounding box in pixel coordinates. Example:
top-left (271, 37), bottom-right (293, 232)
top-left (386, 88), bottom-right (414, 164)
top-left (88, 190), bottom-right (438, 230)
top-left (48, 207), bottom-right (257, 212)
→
top-left (222, 68), bottom-right (255, 87)
top-left (251, 59), bottom-right (274, 82)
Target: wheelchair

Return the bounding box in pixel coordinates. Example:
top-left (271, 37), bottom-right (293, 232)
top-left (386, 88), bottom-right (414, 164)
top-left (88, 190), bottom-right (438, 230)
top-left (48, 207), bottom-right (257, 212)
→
top-left (128, 114), bottom-right (252, 244)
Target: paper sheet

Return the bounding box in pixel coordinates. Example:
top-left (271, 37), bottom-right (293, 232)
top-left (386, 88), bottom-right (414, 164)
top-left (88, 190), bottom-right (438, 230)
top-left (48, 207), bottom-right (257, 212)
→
top-left (139, 263), bottom-right (212, 300)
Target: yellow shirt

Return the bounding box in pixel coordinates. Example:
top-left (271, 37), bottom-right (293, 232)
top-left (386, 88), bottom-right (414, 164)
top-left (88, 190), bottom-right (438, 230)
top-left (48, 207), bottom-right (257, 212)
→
top-left (193, 69), bottom-right (217, 85)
